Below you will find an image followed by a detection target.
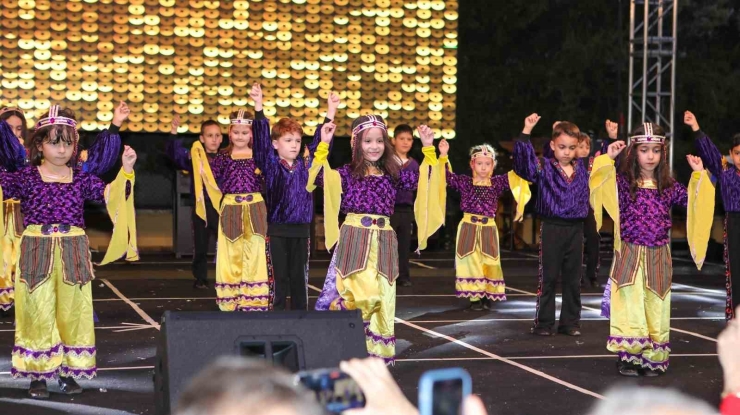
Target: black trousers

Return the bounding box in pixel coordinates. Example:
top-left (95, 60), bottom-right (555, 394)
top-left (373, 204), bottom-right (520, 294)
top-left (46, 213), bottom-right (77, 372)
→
top-left (534, 219), bottom-right (583, 331)
top-left (269, 224), bottom-right (310, 311)
top-left (727, 213), bottom-right (740, 320)
top-left (583, 209), bottom-right (601, 283)
top-left (191, 203), bottom-right (219, 284)
top-left (391, 206), bottom-right (414, 283)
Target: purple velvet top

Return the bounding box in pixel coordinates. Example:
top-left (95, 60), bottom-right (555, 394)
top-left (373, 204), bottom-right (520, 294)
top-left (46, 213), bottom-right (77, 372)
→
top-left (0, 166), bottom-right (108, 228)
top-left (447, 169), bottom-right (510, 218)
top-left (317, 166), bottom-right (420, 217)
top-left (617, 174), bottom-right (687, 247)
top-left (694, 130), bottom-right (740, 212)
top-left (165, 137), bottom-right (219, 201)
top-left (253, 112), bottom-right (325, 225)
top-left (211, 152), bottom-right (262, 195)
top-left (395, 158), bottom-right (420, 206)
top-left (513, 133), bottom-right (591, 220)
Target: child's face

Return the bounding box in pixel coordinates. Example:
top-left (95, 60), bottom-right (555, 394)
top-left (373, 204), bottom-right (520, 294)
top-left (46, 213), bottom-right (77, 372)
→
top-left (229, 124), bottom-right (252, 150)
top-left (5, 115), bottom-right (24, 142)
top-left (636, 143), bottom-right (663, 174)
top-left (550, 134), bottom-right (579, 165)
top-left (470, 157), bottom-right (495, 179)
top-left (361, 128), bottom-right (385, 163)
top-left (576, 140), bottom-right (590, 158)
top-left (730, 145), bottom-right (740, 167)
top-left (272, 132), bottom-right (302, 162)
top-left (38, 139), bottom-right (74, 167)
top-left (199, 124), bottom-right (223, 153)
top-left (392, 132), bottom-right (413, 156)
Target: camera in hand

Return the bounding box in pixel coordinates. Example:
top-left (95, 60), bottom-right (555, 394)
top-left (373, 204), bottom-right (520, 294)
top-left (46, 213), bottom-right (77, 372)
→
top-left (297, 368), bottom-right (365, 414)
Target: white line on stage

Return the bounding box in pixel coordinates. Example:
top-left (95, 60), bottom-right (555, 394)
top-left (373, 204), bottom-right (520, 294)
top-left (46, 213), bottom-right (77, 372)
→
top-left (396, 353), bottom-right (718, 362)
top-left (101, 279), bottom-right (161, 330)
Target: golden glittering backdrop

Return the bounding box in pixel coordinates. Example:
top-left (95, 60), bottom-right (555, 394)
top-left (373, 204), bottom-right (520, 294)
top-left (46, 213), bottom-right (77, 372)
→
top-left (0, 0), bottom-right (458, 137)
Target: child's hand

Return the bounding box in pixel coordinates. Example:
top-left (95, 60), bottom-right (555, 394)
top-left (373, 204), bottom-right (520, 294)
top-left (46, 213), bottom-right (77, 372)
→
top-left (607, 141), bottom-right (626, 160)
top-left (523, 113), bottom-right (541, 134)
top-left (321, 122), bottom-right (336, 144)
top-left (605, 119), bottom-right (619, 139)
top-left (122, 145), bottom-right (137, 173)
top-left (684, 111), bottom-right (700, 132)
top-left (417, 125), bottom-right (434, 147)
top-left (112, 101), bottom-right (130, 127)
top-left (250, 83), bottom-right (263, 111)
top-left (170, 114), bottom-right (180, 135)
top-left (438, 139), bottom-right (449, 157)
top-left (327, 91), bottom-right (340, 120)
top-left (686, 154), bottom-right (704, 171)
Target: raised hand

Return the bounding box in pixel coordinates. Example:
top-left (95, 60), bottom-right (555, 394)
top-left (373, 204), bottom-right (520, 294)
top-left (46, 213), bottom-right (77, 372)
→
top-left (417, 125), bottom-right (434, 147)
top-left (250, 83), bottom-right (263, 111)
top-left (121, 145), bottom-right (137, 173)
top-left (327, 91), bottom-right (340, 120)
top-left (523, 113), bottom-right (541, 134)
top-left (321, 122), bottom-right (336, 144)
top-left (438, 138), bottom-right (449, 157)
top-left (606, 141), bottom-right (627, 160)
top-left (112, 101), bottom-right (130, 127)
top-left (170, 114), bottom-right (180, 135)
top-left (684, 111), bottom-right (700, 132)
top-left (686, 154), bottom-right (704, 171)
top-left (605, 119), bottom-right (619, 139)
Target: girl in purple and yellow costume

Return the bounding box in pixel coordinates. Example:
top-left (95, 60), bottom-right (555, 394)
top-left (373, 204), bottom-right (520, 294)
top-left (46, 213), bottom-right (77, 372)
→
top-left (437, 140), bottom-right (531, 310)
top-left (0, 105), bottom-right (123, 315)
top-left (591, 122), bottom-right (714, 376)
top-left (0, 105), bottom-right (138, 398)
top-left (192, 108), bottom-right (270, 312)
top-left (685, 111), bottom-right (740, 321)
top-left (310, 117), bottom-right (444, 363)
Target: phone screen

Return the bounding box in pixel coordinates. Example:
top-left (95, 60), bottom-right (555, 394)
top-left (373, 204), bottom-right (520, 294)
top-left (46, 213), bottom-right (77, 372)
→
top-left (298, 370), bottom-right (365, 414)
top-left (432, 378), bottom-right (464, 415)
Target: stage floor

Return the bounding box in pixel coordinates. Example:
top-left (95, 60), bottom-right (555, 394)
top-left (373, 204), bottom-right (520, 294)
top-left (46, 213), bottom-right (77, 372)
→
top-left (0, 249), bottom-right (727, 414)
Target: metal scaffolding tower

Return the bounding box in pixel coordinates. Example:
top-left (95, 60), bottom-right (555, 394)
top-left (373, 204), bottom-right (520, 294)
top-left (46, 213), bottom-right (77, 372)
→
top-left (628, 0), bottom-right (677, 171)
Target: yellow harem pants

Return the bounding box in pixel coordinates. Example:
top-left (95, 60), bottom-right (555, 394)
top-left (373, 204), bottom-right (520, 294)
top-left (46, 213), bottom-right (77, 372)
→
top-left (454, 213), bottom-right (506, 301)
top-left (12, 225), bottom-right (96, 380)
top-left (215, 193), bottom-right (271, 312)
top-left (607, 244), bottom-right (671, 371)
top-left (0, 199), bottom-right (22, 311)
top-left (330, 214), bottom-right (396, 363)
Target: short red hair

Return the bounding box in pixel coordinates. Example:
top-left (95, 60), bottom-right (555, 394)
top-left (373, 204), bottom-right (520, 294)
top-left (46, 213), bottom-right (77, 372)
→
top-left (271, 118), bottom-right (304, 141)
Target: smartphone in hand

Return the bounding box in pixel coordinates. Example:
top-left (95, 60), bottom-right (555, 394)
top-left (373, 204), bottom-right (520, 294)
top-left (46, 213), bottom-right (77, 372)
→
top-left (297, 368), bottom-right (366, 414)
top-left (418, 368), bottom-right (472, 415)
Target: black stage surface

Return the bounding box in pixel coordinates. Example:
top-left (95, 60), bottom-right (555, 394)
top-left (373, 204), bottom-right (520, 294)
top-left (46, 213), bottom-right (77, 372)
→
top-left (0, 249), bottom-right (727, 414)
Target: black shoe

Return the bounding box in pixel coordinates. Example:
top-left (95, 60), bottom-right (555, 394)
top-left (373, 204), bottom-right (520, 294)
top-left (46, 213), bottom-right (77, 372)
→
top-left (193, 280), bottom-right (209, 290)
top-left (481, 298), bottom-right (493, 310)
top-left (639, 367), bottom-right (664, 377)
top-left (58, 376), bottom-right (83, 394)
top-left (589, 279), bottom-right (602, 289)
top-left (558, 328), bottom-right (582, 336)
top-left (29, 380), bottom-right (49, 399)
top-left (469, 300), bottom-right (484, 311)
top-left (399, 280), bottom-right (412, 287)
top-left (617, 360), bottom-right (640, 377)
top-left (531, 327), bottom-right (553, 336)
top-left (0, 308), bottom-right (10, 318)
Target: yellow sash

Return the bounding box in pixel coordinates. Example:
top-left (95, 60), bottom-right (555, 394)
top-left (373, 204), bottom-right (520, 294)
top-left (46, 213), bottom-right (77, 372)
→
top-left (414, 146), bottom-right (443, 251)
top-left (306, 142), bottom-right (342, 251)
top-left (101, 168), bottom-right (139, 264)
top-left (191, 141), bottom-right (223, 222)
top-left (687, 170), bottom-right (714, 270)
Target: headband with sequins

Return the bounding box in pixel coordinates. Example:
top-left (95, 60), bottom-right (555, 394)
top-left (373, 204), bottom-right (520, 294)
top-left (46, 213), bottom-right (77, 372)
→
top-left (230, 109), bottom-right (253, 125)
top-left (350, 115), bottom-right (387, 150)
top-left (35, 105), bottom-right (77, 130)
top-left (0, 107), bottom-right (24, 118)
top-left (470, 144), bottom-right (496, 162)
top-left (629, 122), bottom-right (665, 144)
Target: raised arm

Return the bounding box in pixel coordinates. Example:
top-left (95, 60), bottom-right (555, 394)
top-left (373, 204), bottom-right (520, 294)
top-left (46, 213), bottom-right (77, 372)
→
top-left (437, 139), bottom-right (467, 192)
top-left (164, 115), bottom-right (192, 171)
top-left (248, 83), bottom-right (275, 170)
top-left (685, 111), bottom-right (724, 180)
top-left (512, 113), bottom-right (543, 183)
top-left (0, 119), bottom-right (27, 173)
top-left (397, 125), bottom-right (437, 190)
top-left (81, 101), bottom-right (128, 176)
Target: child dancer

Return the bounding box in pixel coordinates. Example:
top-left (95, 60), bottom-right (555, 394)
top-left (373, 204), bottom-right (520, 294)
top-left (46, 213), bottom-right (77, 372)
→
top-left (591, 123), bottom-right (713, 376)
top-left (0, 105), bottom-right (138, 398)
top-left (513, 114), bottom-right (591, 337)
top-left (310, 117), bottom-right (443, 363)
top-left (685, 111), bottom-right (740, 321)
top-left (193, 102), bottom-right (269, 312)
top-left (390, 124), bottom-right (418, 287)
top-left (438, 139), bottom-right (530, 310)
top-left (0, 105), bottom-right (124, 315)
top-left (252, 84), bottom-right (339, 310)
top-left (166, 115), bottom-right (223, 289)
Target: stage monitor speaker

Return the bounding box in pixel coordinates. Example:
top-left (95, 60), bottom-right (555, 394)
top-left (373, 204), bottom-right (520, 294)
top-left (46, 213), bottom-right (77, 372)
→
top-left (154, 310), bottom-right (368, 415)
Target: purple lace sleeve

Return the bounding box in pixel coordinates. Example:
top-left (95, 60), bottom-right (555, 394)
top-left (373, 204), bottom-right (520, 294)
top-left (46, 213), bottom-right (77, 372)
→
top-left (513, 133), bottom-right (541, 183)
top-left (252, 111), bottom-right (275, 171)
top-left (694, 131), bottom-right (724, 180)
top-left (0, 119), bottom-right (27, 173)
top-left (165, 137), bottom-right (192, 172)
top-left (82, 129), bottom-right (121, 177)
